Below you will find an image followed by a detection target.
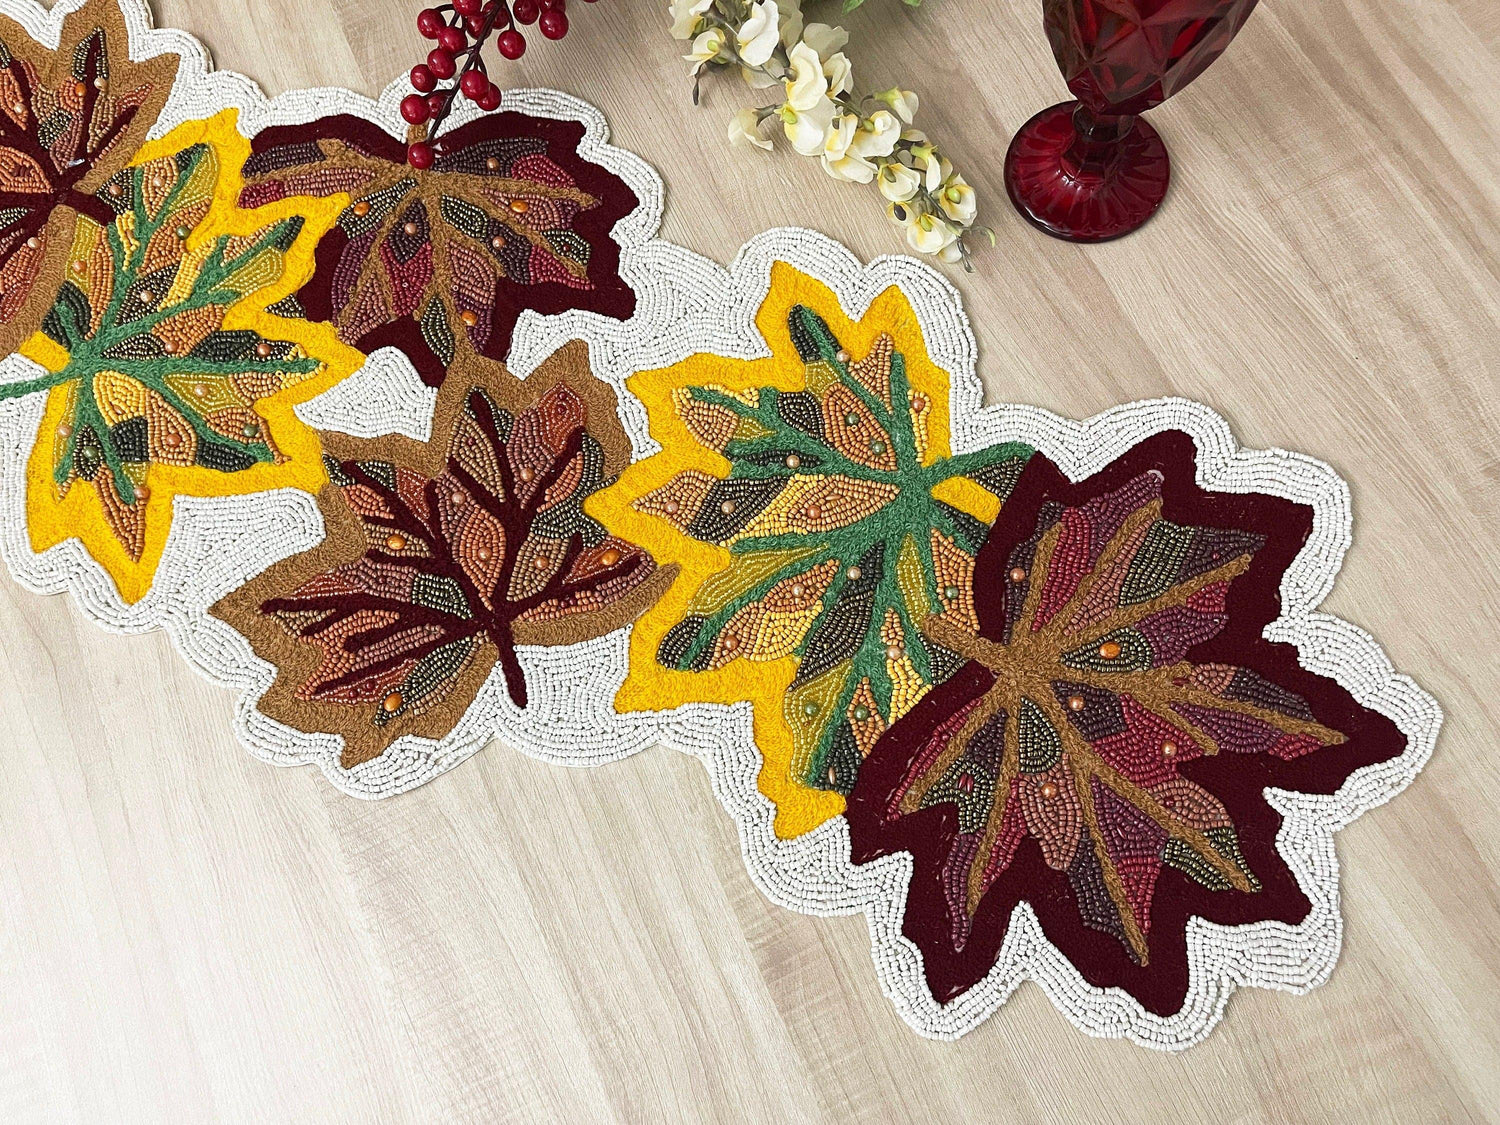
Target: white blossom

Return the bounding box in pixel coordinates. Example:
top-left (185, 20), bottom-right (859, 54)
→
top-left (784, 41), bottom-right (827, 110)
top-left (801, 22), bottom-right (848, 58)
top-left (777, 0), bottom-right (804, 47)
top-left (821, 52), bottom-right (852, 97)
top-left (936, 173), bottom-right (977, 225)
top-left (668, 0), bottom-right (712, 40)
top-left (779, 96), bottom-right (836, 155)
top-left (685, 27), bottom-right (726, 70)
top-left (875, 87), bottom-right (919, 124)
top-left (737, 0), bottom-right (781, 67)
top-left (728, 107), bottom-right (773, 150)
top-left (849, 110), bottom-right (900, 160)
top-left (877, 161), bottom-right (921, 202)
top-left (906, 210), bottom-right (958, 254)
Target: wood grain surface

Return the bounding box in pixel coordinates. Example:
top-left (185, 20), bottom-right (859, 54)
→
top-left (2, 0), bottom-right (1497, 1120)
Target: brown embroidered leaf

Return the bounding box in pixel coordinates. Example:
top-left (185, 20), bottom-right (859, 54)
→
top-left (0, 0), bottom-right (177, 356)
top-left (212, 341), bottom-right (674, 768)
top-left (237, 112), bottom-right (639, 385)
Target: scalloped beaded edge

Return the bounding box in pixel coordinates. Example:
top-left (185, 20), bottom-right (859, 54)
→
top-left (0, 0), bottom-right (1442, 1051)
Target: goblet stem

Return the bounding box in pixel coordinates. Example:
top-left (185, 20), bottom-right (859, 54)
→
top-left (1062, 105), bottom-right (1138, 178)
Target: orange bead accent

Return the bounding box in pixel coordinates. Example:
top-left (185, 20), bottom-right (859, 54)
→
top-left (162, 432), bottom-right (180, 447)
top-left (600, 548), bottom-right (621, 566)
top-left (663, 499), bottom-right (680, 514)
top-left (460, 310), bottom-right (478, 327)
top-left (73, 81), bottom-right (87, 96)
top-left (534, 555), bottom-right (551, 570)
top-left (1099, 640), bottom-right (1123, 660)
top-left (1162, 741), bottom-right (1178, 758)
top-left (720, 499), bottom-right (736, 514)
top-left (1040, 781), bottom-right (1059, 799)
top-left (486, 157), bottom-right (500, 170)
top-left (403, 221), bottom-right (418, 235)
top-left (477, 546), bottom-right (492, 561)
top-left (382, 692), bottom-right (403, 713)
top-left (386, 534), bottom-right (407, 551)
top-left (352, 201), bottom-right (370, 216)
top-left (1068, 695), bottom-right (1085, 711)
top-left (804, 504), bottom-right (821, 520)
top-left (518, 465), bottom-right (535, 482)
top-left (1010, 567), bottom-right (1027, 582)
top-left (722, 634), bottom-right (739, 652)
top-left (508, 198), bottom-right (529, 213)
top-left (255, 342), bottom-right (272, 357)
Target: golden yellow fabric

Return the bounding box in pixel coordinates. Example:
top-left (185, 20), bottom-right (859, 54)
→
top-left (588, 262), bottom-right (992, 838)
top-left (18, 111), bottom-right (365, 604)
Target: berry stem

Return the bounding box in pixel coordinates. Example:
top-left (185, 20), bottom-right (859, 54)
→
top-left (423, 1), bottom-right (509, 145)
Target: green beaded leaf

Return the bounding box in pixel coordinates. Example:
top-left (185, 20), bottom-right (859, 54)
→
top-left (0, 141), bottom-right (323, 560)
top-left (634, 305), bottom-right (1033, 793)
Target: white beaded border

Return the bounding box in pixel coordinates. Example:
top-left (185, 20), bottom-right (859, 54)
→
top-left (0, 0), bottom-right (1442, 1050)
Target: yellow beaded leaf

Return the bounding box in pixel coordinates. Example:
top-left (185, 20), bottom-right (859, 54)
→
top-left (587, 262), bottom-right (1034, 837)
top-left (8, 110), bottom-right (365, 604)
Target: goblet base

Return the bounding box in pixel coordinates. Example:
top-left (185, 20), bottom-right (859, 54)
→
top-left (1004, 101), bottom-right (1170, 243)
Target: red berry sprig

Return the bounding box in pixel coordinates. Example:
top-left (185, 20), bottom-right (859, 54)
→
top-left (403, 0), bottom-right (597, 166)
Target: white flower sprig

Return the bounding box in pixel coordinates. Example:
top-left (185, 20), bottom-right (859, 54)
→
top-left (671, 0), bottom-right (989, 268)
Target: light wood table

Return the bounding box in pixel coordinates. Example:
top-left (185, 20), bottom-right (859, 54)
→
top-left (2, 0), bottom-right (1497, 1120)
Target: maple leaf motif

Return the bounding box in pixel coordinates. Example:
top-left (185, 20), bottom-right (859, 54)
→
top-left (238, 112), bottom-right (639, 385)
top-left (212, 343), bottom-right (675, 769)
top-left (846, 432), bottom-right (1409, 1014)
top-left (0, 0), bottom-right (177, 357)
top-left (0, 141), bottom-right (324, 562)
top-left (636, 305), bottom-right (1031, 794)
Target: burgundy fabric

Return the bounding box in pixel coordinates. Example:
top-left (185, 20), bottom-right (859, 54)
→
top-left (245, 112), bottom-right (639, 385)
top-left (845, 430), bottom-right (1408, 1016)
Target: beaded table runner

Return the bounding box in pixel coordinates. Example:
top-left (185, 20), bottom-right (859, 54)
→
top-left (0, 0), bottom-right (1440, 1051)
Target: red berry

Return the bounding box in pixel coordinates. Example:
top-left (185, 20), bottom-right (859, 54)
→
top-left (464, 15), bottom-right (484, 34)
top-left (407, 142), bottom-right (434, 169)
top-left (400, 93), bottom-right (431, 123)
top-left (513, 0), bottom-right (539, 23)
top-left (415, 8), bottom-right (443, 38)
top-left (460, 69), bottom-right (489, 100)
top-left (437, 25), bottom-right (466, 52)
top-left (426, 92), bottom-right (446, 115)
top-left (409, 63), bottom-right (436, 92)
top-left (477, 83), bottom-right (502, 111)
top-left (497, 29), bottom-right (526, 57)
top-left (452, 0), bottom-right (480, 15)
top-left (427, 48), bottom-right (456, 78)
top-left (538, 9), bottom-right (567, 38)
top-left (541, 0), bottom-right (564, 10)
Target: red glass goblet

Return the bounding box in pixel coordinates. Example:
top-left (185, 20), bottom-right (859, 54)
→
top-left (1004, 0), bottom-right (1260, 242)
